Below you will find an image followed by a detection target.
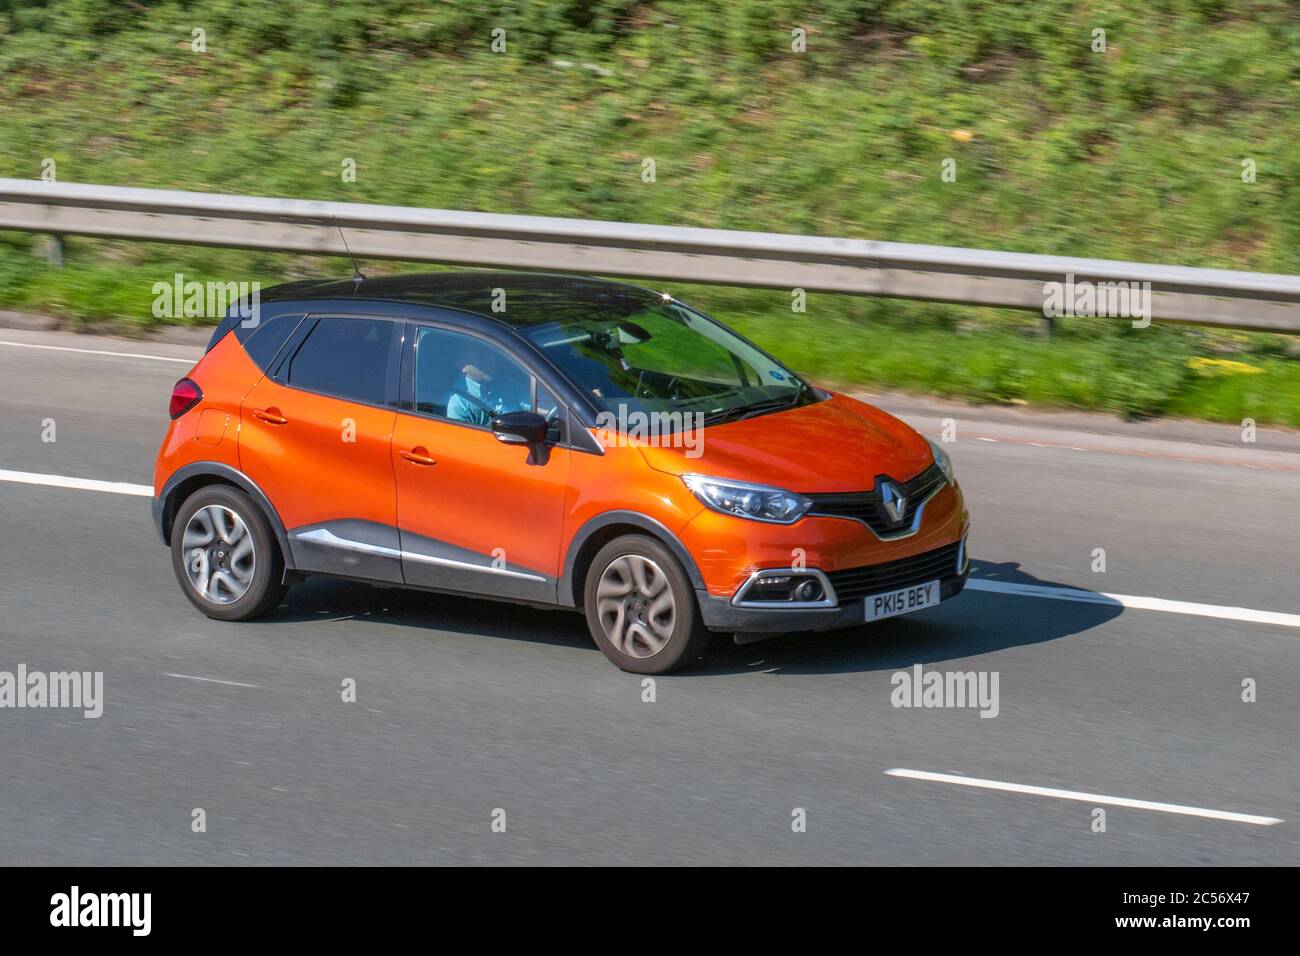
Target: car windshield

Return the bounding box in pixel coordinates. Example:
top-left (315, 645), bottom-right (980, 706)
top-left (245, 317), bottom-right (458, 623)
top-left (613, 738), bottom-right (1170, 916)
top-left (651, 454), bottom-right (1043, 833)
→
top-left (519, 297), bottom-right (812, 423)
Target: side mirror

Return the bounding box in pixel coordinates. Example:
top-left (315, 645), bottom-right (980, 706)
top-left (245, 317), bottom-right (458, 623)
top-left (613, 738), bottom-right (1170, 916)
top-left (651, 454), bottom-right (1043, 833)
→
top-left (491, 410), bottom-right (549, 446)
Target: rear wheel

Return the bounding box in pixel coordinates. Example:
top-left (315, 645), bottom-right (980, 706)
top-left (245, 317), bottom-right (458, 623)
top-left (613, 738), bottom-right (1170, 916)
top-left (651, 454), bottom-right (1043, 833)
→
top-left (170, 485), bottom-right (286, 621)
top-left (583, 535), bottom-right (710, 674)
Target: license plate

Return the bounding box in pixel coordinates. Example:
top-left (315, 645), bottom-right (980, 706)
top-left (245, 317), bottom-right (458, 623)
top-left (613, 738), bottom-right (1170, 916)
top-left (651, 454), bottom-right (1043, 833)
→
top-left (865, 579), bottom-right (941, 622)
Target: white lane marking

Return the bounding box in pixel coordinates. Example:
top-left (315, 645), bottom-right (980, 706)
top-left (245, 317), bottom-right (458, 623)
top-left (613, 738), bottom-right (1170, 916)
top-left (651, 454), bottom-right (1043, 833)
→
top-left (0, 469), bottom-right (152, 497)
top-left (5, 468), bottom-right (1299, 631)
top-left (885, 768), bottom-right (1283, 826)
top-left (960, 430), bottom-right (1300, 475)
top-left (165, 672), bottom-right (260, 689)
top-left (0, 339), bottom-right (194, 364)
top-left (966, 578), bottom-right (1300, 629)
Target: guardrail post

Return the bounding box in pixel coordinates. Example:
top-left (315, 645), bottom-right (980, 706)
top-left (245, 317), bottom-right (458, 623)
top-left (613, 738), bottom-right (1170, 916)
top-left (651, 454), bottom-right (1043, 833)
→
top-left (40, 234), bottom-right (64, 267)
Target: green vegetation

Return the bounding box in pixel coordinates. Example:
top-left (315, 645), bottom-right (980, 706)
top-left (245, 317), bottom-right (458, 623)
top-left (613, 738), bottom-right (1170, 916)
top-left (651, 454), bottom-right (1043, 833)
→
top-left (2, 1), bottom-right (1298, 424)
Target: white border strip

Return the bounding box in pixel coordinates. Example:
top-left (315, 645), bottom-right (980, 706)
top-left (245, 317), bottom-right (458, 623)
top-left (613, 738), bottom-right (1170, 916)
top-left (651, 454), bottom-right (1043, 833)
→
top-left (966, 578), bottom-right (1300, 628)
top-left (885, 768), bottom-right (1283, 825)
top-left (0, 469), bottom-right (152, 497)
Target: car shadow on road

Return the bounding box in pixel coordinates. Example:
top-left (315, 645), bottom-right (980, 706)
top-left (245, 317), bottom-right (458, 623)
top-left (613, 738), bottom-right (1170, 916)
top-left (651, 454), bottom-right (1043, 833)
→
top-left (695, 559), bottom-right (1125, 676)
top-left (259, 559), bottom-right (1122, 675)
top-left (265, 576), bottom-right (597, 653)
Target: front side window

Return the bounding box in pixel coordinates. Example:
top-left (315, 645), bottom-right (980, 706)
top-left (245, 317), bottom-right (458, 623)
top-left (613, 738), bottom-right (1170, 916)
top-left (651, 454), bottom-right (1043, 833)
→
top-left (413, 327), bottom-right (534, 426)
top-left (518, 297), bottom-right (810, 425)
top-left (287, 317), bottom-right (394, 404)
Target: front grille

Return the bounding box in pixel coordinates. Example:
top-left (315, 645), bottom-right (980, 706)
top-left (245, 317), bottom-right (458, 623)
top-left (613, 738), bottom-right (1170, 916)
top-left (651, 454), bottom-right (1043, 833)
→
top-left (825, 540), bottom-right (962, 603)
top-left (805, 463), bottom-right (947, 536)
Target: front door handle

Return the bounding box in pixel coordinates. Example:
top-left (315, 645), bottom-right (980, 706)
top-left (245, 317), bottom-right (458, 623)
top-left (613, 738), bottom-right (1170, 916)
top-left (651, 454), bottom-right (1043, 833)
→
top-left (400, 446), bottom-right (437, 466)
top-left (253, 407), bottom-right (288, 425)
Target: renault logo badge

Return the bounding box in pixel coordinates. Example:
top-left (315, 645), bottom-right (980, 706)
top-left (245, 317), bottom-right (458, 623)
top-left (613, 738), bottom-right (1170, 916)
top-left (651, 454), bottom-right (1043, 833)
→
top-left (880, 480), bottom-right (908, 524)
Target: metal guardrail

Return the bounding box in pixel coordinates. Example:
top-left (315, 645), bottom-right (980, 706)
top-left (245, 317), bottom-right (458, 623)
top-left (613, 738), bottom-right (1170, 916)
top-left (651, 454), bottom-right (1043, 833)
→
top-left (2, 178), bottom-right (1299, 332)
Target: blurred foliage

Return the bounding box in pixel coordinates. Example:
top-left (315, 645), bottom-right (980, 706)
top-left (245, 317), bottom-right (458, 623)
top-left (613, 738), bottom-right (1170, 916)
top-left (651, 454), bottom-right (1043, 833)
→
top-left (1, 0), bottom-right (1298, 424)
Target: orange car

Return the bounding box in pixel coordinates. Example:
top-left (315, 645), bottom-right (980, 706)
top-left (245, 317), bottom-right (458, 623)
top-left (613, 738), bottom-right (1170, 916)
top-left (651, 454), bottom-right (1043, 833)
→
top-left (153, 273), bottom-right (969, 673)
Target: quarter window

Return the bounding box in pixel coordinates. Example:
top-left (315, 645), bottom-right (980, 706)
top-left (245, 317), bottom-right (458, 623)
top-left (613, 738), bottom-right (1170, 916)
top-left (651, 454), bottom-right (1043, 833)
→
top-left (535, 380), bottom-right (566, 443)
top-left (242, 313), bottom-right (303, 371)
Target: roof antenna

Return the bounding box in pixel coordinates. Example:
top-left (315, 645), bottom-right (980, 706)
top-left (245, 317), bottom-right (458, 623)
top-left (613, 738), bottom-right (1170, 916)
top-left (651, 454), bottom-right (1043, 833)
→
top-left (331, 216), bottom-right (366, 290)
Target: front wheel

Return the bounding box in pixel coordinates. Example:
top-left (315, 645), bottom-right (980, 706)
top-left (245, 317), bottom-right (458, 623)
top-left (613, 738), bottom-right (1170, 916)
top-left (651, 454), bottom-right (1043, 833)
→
top-left (583, 535), bottom-right (710, 674)
top-left (170, 484), bottom-right (286, 621)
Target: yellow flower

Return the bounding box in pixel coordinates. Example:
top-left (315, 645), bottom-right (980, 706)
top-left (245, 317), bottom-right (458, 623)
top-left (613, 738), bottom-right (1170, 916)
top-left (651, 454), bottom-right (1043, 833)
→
top-left (1187, 357), bottom-right (1264, 376)
top-left (950, 129), bottom-right (974, 143)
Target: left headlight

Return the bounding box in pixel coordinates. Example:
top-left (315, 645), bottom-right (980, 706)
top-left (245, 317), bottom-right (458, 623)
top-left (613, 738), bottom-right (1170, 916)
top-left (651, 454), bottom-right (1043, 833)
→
top-left (927, 438), bottom-right (954, 483)
top-left (682, 474), bottom-right (812, 524)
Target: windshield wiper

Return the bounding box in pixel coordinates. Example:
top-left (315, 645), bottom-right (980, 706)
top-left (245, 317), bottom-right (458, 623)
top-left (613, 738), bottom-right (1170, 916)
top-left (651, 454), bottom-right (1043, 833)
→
top-left (702, 381), bottom-right (807, 426)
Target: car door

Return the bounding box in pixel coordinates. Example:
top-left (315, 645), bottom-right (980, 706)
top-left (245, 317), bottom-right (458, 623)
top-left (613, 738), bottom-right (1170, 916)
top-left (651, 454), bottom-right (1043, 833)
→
top-left (391, 322), bottom-right (571, 603)
top-left (239, 314), bottom-right (405, 582)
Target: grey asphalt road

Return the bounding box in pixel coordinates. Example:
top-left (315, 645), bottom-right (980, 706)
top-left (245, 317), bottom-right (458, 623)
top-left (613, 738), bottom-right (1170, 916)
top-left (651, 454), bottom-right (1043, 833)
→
top-left (1, 327), bottom-right (1298, 865)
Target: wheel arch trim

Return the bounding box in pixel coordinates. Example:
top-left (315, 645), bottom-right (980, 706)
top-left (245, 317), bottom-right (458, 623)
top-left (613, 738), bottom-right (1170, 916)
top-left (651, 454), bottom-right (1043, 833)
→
top-left (558, 510), bottom-right (705, 607)
top-left (155, 462), bottom-right (295, 569)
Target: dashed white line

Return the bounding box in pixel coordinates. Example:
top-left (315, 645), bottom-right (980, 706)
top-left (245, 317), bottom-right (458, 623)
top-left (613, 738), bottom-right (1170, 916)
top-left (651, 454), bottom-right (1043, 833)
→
top-left (0, 339), bottom-right (194, 364)
top-left (165, 673), bottom-right (260, 689)
top-left (0, 469), bottom-right (152, 497)
top-left (966, 578), bottom-right (1300, 628)
top-left (885, 768), bottom-right (1283, 825)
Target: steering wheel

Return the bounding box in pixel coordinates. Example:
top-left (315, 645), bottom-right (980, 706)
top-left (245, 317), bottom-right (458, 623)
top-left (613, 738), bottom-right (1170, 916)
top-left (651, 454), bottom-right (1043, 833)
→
top-left (634, 370), bottom-right (684, 400)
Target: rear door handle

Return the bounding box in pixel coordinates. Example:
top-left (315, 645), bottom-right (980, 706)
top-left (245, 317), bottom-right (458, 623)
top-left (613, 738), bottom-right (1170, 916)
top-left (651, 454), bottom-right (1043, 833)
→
top-left (253, 407), bottom-right (288, 425)
top-left (400, 446), bottom-right (437, 466)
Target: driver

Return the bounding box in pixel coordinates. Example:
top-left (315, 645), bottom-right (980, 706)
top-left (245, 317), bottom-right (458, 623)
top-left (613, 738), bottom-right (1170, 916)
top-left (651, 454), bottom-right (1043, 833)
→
top-left (446, 347), bottom-right (529, 426)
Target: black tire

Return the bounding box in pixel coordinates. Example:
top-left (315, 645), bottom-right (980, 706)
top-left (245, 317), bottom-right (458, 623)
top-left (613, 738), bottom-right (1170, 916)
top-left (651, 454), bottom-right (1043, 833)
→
top-left (582, 534), bottom-right (711, 674)
top-left (170, 484), bottom-right (287, 622)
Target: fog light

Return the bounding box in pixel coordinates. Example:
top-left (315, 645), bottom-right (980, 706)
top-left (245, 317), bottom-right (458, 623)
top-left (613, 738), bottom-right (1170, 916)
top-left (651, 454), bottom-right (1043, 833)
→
top-left (794, 578), bottom-right (823, 602)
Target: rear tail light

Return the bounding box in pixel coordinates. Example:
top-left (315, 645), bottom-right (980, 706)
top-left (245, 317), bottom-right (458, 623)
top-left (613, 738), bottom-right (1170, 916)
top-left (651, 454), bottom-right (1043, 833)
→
top-left (169, 377), bottom-right (203, 419)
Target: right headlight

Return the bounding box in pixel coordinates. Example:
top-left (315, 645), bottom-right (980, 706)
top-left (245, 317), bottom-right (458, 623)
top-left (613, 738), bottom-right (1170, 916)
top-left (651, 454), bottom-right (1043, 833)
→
top-left (682, 474), bottom-right (811, 524)
top-left (927, 438), bottom-right (954, 483)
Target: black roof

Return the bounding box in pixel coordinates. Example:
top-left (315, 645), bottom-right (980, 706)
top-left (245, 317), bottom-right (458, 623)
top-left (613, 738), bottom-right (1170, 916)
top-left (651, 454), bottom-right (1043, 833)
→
top-left (258, 271), bottom-right (665, 327)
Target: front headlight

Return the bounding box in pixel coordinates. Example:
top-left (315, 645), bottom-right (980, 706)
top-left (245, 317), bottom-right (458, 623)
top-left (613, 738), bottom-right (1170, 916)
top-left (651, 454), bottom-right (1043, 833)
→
top-left (927, 439), bottom-right (954, 483)
top-left (682, 474), bottom-right (811, 524)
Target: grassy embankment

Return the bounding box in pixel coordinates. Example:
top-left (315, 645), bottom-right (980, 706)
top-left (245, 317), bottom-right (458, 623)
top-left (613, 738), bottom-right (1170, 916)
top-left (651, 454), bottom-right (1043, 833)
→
top-left (1, 1), bottom-right (1298, 423)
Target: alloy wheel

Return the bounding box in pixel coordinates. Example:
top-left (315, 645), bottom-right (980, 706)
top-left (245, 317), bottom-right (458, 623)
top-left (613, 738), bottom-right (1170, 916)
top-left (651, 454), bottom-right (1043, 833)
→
top-left (181, 504), bottom-right (256, 605)
top-left (595, 554), bottom-right (677, 658)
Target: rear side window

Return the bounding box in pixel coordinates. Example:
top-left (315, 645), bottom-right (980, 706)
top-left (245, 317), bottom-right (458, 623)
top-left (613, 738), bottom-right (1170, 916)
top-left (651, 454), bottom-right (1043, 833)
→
top-left (287, 317), bottom-right (394, 404)
top-left (242, 314), bottom-right (304, 371)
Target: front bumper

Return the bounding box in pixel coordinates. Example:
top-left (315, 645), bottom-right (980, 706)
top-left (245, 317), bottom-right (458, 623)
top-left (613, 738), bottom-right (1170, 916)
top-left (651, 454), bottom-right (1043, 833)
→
top-left (698, 567), bottom-right (968, 633)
